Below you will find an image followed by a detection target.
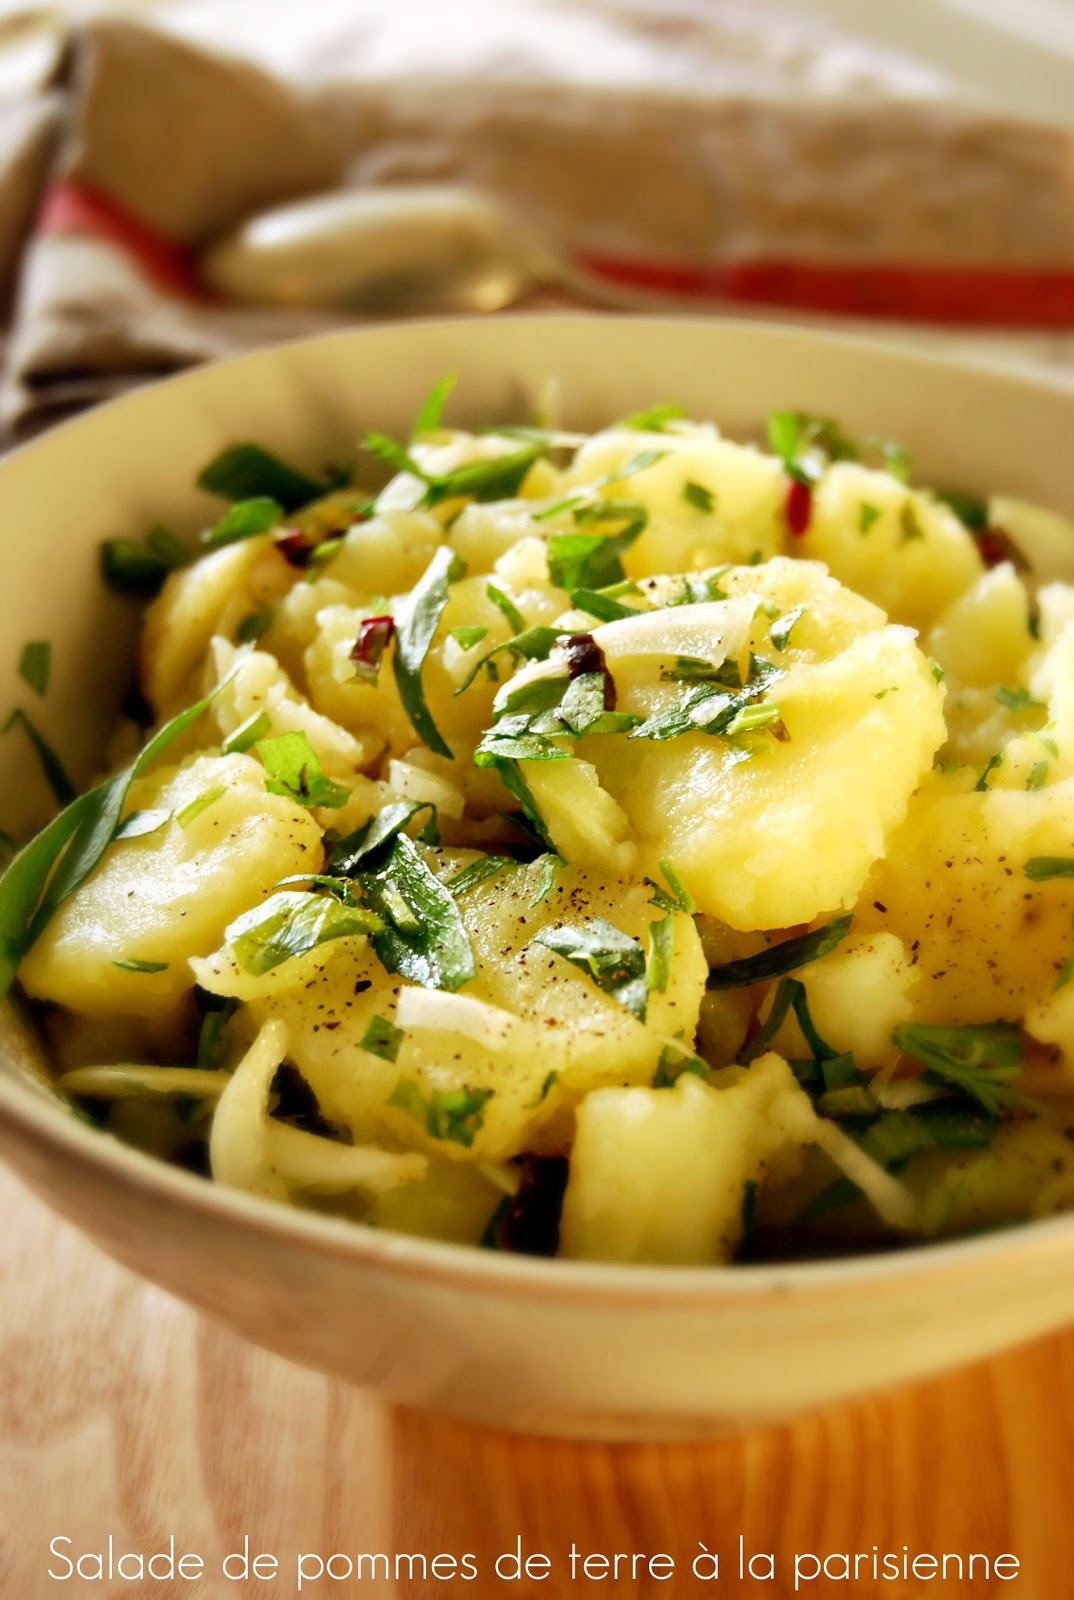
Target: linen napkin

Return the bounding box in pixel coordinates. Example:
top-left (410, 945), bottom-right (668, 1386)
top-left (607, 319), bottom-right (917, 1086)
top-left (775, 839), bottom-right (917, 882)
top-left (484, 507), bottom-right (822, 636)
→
top-left (6, 0), bottom-right (1074, 441)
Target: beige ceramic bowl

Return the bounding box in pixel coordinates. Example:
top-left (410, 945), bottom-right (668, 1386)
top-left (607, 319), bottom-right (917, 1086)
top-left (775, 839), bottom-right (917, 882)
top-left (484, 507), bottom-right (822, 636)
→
top-left (3, 315), bottom-right (1074, 1441)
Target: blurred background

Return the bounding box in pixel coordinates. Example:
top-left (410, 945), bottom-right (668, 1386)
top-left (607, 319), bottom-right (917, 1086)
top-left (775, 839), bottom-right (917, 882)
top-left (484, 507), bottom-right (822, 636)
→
top-left (2, 0), bottom-right (1074, 443)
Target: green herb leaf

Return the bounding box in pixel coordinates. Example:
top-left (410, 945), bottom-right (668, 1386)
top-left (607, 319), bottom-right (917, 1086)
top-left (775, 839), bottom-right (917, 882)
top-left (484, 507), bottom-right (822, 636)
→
top-left (646, 859), bottom-right (696, 914)
top-left (412, 373), bottom-right (457, 435)
top-left (237, 609), bottom-right (272, 643)
top-left (18, 641), bottom-right (50, 697)
top-left (228, 890), bottom-right (382, 976)
top-left (617, 402), bottom-right (686, 432)
top-left (1025, 856), bottom-right (1074, 881)
top-left (255, 731), bottom-right (349, 809)
top-left (0, 678), bottom-right (231, 999)
top-left (196, 996), bottom-right (238, 1071)
top-left (547, 501), bottom-right (647, 591)
top-left (392, 545), bottom-right (464, 758)
top-left (568, 588), bottom-right (641, 623)
top-left (446, 854), bottom-right (521, 897)
top-left (936, 489), bottom-right (989, 532)
top-left (769, 607), bottom-right (805, 651)
top-left (531, 1069), bottom-right (559, 1106)
top-left (3, 709), bottom-right (75, 805)
top-left (1027, 761), bottom-right (1049, 792)
top-left (900, 501), bottom-right (926, 544)
top-left (175, 784), bottom-right (227, 828)
top-left (359, 1014), bottom-right (405, 1062)
top-left (530, 852), bottom-right (561, 907)
top-left (329, 801), bottom-right (434, 876)
top-left (100, 526), bottom-right (191, 593)
top-left (388, 1078), bottom-right (492, 1147)
top-left (223, 709), bottom-right (271, 754)
top-left (975, 752), bottom-right (1002, 792)
top-left (893, 1020), bottom-right (1033, 1115)
top-left (485, 581), bottom-right (524, 634)
top-left (487, 760), bottom-right (556, 852)
top-left (858, 502), bottom-right (881, 535)
top-left (707, 915), bottom-right (853, 991)
top-left (360, 833), bottom-right (476, 992)
top-left (454, 624), bottom-right (561, 696)
top-left (531, 918), bottom-right (648, 1019)
top-left (995, 685), bottom-right (1041, 711)
top-left (448, 625), bottom-right (488, 651)
top-left (646, 914), bottom-right (674, 994)
top-left (114, 807), bottom-right (171, 840)
top-left (198, 443), bottom-right (328, 510)
top-left (201, 495), bottom-right (281, 550)
top-left (682, 480), bottom-right (715, 513)
top-left (112, 957), bottom-right (169, 973)
top-left (652, 1043), bottom-right (708, 1088)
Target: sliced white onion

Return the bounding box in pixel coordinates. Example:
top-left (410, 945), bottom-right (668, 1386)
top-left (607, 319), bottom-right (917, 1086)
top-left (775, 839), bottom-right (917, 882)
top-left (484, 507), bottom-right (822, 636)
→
top-left (57, 1066), bottom-right (232, 1101)
top-left (209, 1018), bottom-right (289, 1198)
top-left (813, 1117), bottom-right (920, 1233)
top-left (396, 986), bottom-right (532, 1051)
top-left (591, 598), bottom-right (756, 666)
top-left (265, 1123), bottom-right (426, 1194)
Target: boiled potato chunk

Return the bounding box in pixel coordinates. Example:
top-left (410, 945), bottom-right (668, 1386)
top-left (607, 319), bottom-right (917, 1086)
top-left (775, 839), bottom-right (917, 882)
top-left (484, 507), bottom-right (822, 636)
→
top-left (195, 851), bottom-right (707, 1163)
top-left (560, 1054), bottom-right (815, 1264)
top-left (20, 753), bottom-right (323, 1021)
top-left (905, 1116), bottom-right (1074, 1237)
top-left (925, 563), bottom-right (1033, 692)
top-left (764, 932), bottom-right (915, 1071)
top-left (142, 538), bottom-right (274, 713)
top-left (855, 773), bottom-right (1074, 1048)
top-left (562, 426), bottom-right (787, 574)
top-left (591, 621), bottom-right (945, 929)
top-left (802, 463), bottom-right (982, 630)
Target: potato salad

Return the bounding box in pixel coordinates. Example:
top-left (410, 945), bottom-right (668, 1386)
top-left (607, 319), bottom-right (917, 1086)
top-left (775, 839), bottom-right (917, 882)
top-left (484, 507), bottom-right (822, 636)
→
top-left (6, 386), bottom-right (1074, 1265)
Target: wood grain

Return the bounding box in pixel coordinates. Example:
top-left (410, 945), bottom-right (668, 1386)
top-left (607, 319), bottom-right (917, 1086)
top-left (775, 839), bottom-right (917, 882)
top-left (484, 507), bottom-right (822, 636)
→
top-left (3, 1160), bottom-right (1073, 1599)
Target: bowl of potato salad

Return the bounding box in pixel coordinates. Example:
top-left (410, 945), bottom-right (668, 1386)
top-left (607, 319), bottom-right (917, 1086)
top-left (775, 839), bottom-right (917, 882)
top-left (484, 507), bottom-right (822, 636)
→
top-left (4, 315), bottom-right (1074, 1437)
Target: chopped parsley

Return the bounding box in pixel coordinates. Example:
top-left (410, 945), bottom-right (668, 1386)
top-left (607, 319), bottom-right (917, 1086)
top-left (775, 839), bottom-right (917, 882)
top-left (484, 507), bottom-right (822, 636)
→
top-left (359, 1014), bottom-right (405, 1063)
top-left (1025, 856), bottom-right (1074, 882)
top-left (222, 710), bottom-right (271, 755)
top-left (227, 890), bottom-right (382, 976)
top-left (112, 957), bottom-right (169, 973)
top-left (769, 607), bottom-right (805, 651)
top-left (893, 1021), bottom-right (1035, 1116)
top-left (485, 580), bottom-right (525, 634)
top-left (707, 915), bottom-right (853, 991)
top-left (18, 641), bottom-right (50, 698)
top-left (858, 502), bottom-right (881, 535)
top-left (531, 918), bottom-right (648, 1019)
top-left (197, 443), bottom-right (331, 510)
top-left (101, 525), bottom-right (191, 593)
top-left (995, 685), bottom-right (1042, 711)
top-left (2, 709), bottom-right (75, 806)
top-left (387, 1079), bottom-right (492, 1147)
top-left (392, 546), bottom-right (464, 756)
top-left (255, 731), bottom-right (350, 809)
top-left (652, 1043), bottom-right (708, 1088)
top-left (201, 495), bottom-right (281, 549)
top-left (448, 625), bottom-right (489, 651)
top-left (682, 480), bottom-right (715, 514)
top-left (175, 785), bottom-right (227, 828)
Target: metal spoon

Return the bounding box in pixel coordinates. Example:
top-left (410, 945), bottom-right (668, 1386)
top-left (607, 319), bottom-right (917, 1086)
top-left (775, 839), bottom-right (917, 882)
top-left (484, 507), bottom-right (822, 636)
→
top-left (200, 184), bottom-right (647, 315)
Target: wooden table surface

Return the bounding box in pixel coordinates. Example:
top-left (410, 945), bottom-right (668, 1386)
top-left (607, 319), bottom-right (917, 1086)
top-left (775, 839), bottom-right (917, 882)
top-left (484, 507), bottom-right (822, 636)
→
top-left (3, 1160), bottom-right (1073, 1600)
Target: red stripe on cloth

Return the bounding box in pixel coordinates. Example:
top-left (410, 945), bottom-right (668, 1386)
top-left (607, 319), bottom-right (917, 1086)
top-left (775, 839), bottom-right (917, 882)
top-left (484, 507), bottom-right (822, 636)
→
top-left (578, 253), bottom-right (1074, 328)
top-left (39, 179), bottom-right (205, 301)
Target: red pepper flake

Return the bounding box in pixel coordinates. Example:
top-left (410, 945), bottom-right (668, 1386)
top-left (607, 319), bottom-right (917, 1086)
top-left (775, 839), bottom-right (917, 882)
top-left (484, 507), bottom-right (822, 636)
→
top-left (975, 525), bottom-right (1028, 571)
top-left (350, 615), bottom-right (395, 682)
top-left (562, 632), bottom-right (617, 709)
top-left (785, 477), bottom-right (813, 537)
top-left (275, 528), bottom-right (314, 567)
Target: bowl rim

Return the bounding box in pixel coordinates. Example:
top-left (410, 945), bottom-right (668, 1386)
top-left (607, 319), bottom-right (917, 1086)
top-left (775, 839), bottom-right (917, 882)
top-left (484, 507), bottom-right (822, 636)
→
top-left (4, 308), bottom-right (1074, 1306)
